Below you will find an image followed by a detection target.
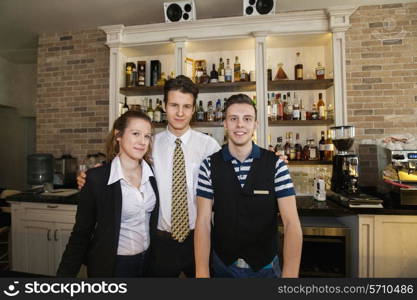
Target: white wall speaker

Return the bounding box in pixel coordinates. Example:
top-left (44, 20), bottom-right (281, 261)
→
top-left (164, 1), bottom-right (196, 22)
top-left (243, 0), bottom-right (276, 16)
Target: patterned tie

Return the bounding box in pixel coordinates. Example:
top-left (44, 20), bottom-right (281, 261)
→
top-left (171, 138), bottom-right (190, 242)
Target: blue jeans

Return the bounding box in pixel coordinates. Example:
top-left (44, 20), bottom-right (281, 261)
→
top-left (212, 251), bottom-right (281, 278)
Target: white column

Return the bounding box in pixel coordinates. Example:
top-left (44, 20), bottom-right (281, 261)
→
top-left (254, 33), bottom-right (268, 148)
top-left (108, 47), bottom-right (122, 128)
top-left (332, 31), bottom-right (347, 126)
top-left (173, 38), bottom-right (187, 76)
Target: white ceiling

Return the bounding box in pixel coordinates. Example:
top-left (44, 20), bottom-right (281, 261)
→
top-left (0, 0), bottom-right (413, 64)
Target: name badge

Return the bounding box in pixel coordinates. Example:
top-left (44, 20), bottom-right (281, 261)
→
top-left (253, 190), bottom-right (269, 195)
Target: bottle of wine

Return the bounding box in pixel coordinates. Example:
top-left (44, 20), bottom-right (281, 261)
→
top-left (121, 96), bottom-right (129, 115)
top-left (197, 100), bottom-right (205, 122)
top-left (154, 99), bottom-right (162, 123)
top-left (275, 136), bottom-right (284, 156)
top-left (294, 52), bottom-right (303, 80)
top-left (215, 99), bottom-right (223, 121)
top-left (324, 130), bottom-right (334, 161)
top-left (137, 61), bottom-right (146, 86)
top-left (295, 133), bottom-right (302, 160)
top-left (319, 130), bottom-right (326, 161)
top-left (292, 92), bottom-right (300, 120)
top-left (147, 98), bottom-right (154, 122)
top-left (225, 58), bottom-right (232, 83)
top-left (317, 93), bottom-right (326, 120)
top-left (210, 63), bottom-right (219, 83)
top-left (207, 101), bottom-right (214, 122)
top-left (277, 93), bottom-right (284, 121)
top-left (234, 56), bottom-right (241, 82)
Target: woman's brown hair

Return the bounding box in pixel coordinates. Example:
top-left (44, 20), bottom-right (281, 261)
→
top-left (105, 110), bottom-right (153, 165)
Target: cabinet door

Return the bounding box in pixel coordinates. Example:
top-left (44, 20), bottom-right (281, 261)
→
top-left (374, 215), bottom-right (417, 277)
top-left (53, 222), bottom-right (75, 274)
top-left (20, 220), bottom-right (55, 276)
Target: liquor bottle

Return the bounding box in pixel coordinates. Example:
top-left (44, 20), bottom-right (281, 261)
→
top-left (308, 139), bottom-right (319, 161)
top-left (137, 61), bottom-right (146, 86)
top-left (207, 101), bottom-right (214, 122)
top-left (275, 63), bottom-right (288, 80)
top-left (311, 103), bottom-right (319, 120)
top-left (277, 93), bottom-right (284, 121)
top-left (315, 62), bottom-right (325, 80)
top-left (284, 92), bottom-right (293, 120)
top-left (132, 66), bottom-right (138, 87)
top-left (289, 132), bottom-right (296, 161)
top-left (197, 100), bottom-right (205, 122)
top-left (302, 140), bottom-right (310, 160)
top-left (234, 56), bottom-right (241, 82)
top-left (284, 133), bottom-right (291, 158)
top-left (154, 99), bottom-right (162, 123)
top-left (125, 62), bottom-right (135, 87)
top-left (327, 103), bottom-right (334, 121)
top-left (292, 92), bottom-right (300, 120)
top-left (218, 58), bottom-right (224, 75)
top-left (147, 98), bottom-right (154, 121)
top-left (317, 93), bottom-right (326, 120)
top-left (294, 52), bottom-right (303, 80)
top-left (240, 69), bottom-right (248, 81)
top-left (225, 58), bottom-right (232, 83)
top-left (121, 97), bottom-right (129, 115)
top-left (161, 100), bottom-right (167, 123)
top-left (281, 94), bottom-right (287, 120)
top-left (324, 130), bottom-right (334, 161)
top-left (150, 60), bottom-right (161, 86)
top-left (300, 99), bottom-right (307, 120)
top-left (319, 130), bottom-right (326, 161)
top-left (267, 134), bottom-right (274, 152)
top-left (295, 133), bottom-right (302, 160)
top-left (267, 94), bottom-right (272, 121)
top-left (209, 64), bottom-right (219, 83)
top-left (215, 99), bottom-right (223, 121)
top-left (218, 69), bottom-right (225, 83)
top-left (252, 95), bottom-right (257, 106)
top-left (200, 69), bottom-right (210, 84)
top-left (274, 137), bottom-right (284, 156)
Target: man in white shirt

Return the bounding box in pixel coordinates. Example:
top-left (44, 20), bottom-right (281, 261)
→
top-left (149, 75), bottom-right (220, 277)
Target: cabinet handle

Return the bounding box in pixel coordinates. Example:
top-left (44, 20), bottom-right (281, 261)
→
top-left (47, 229), bottom-right (51, 241)
top-left (54, 229), bottom-right (58, 241)
top-left (47, 205), bottom-right (58, 209)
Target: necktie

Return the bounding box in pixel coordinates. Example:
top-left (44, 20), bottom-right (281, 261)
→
top-left (171, 138), bottom-right (190, 242)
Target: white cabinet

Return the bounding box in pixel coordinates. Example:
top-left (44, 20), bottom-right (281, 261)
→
top-left (339, 214), bottom-right (417, 277)
top-left (10, 201), bottom-right (76, 276)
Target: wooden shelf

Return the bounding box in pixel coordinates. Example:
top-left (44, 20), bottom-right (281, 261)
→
top-left (268, 79), bottom-right (333, 91)
top-left (153, 121), bottom-right (223, 128)
top-left (288, 160), bottom-right (332, 165)
top-left (269, 119), bottom-right (334, 126)
top-left (120, 81), bottom-right (256, 96)
top-left (120, 79), bottom-right (333, 96)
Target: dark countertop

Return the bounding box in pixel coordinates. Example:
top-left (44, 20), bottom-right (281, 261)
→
top-left (6, 191), bottom-right (79, 205)
top-left (6, 191), bottom-right (417, 216)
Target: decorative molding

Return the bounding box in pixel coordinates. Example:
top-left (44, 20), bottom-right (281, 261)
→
top-left (327, 5), bottom-right (358, 33)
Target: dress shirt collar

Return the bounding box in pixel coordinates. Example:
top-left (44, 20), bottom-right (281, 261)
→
top-left (165, 126), bottom-right (192, 146)
top-left (221, 142), bottom-right (261, 162)
top-left (107, 155), bottom-right (154, 186)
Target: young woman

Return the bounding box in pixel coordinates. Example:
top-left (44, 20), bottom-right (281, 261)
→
top-left (57, 110), bottom-right (159, 277)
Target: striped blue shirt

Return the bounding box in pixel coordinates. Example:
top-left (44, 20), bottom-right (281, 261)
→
top-left (197, 144), bottom-right (296, 200)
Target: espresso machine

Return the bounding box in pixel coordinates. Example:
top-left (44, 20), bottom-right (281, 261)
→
top-left (328, 126), bottom-right (383, 208)
top-left (383, 150), bottom-right (417, 207)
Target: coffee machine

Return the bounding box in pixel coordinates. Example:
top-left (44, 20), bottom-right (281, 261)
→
top-left (328, 126), bottom-right (383, 207)
top-left (330, 126), bottom-right (359, 195)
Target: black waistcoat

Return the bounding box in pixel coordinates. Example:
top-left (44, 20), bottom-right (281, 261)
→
top-left (210, 147), bottom-right (278, 271)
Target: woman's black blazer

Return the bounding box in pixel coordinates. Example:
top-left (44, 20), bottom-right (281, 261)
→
top-left (56, 162), bottom-right (160, 277)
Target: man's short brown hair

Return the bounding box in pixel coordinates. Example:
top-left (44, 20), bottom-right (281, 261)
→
top-left (224, 94), bottom-right (257, 120)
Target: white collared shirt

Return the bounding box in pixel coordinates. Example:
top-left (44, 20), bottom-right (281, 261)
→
top-left (153, 128), bottom-right (221, 232)
top-left (107, 156), bottom-right (156, 255)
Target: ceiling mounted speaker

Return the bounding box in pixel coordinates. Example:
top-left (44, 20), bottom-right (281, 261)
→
top-left (164, 1), bottom-right (196, 22)
top-left (243, 0), bottom-right (276, 16)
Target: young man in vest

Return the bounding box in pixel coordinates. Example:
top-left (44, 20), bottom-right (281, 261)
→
top-left (195, 93), bottom-right (302, 278)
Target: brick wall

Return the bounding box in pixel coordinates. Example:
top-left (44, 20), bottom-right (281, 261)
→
top-left (346, 3), bottom-right (417, 142)
top-left (36, 29), bottom-right (109, 160)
